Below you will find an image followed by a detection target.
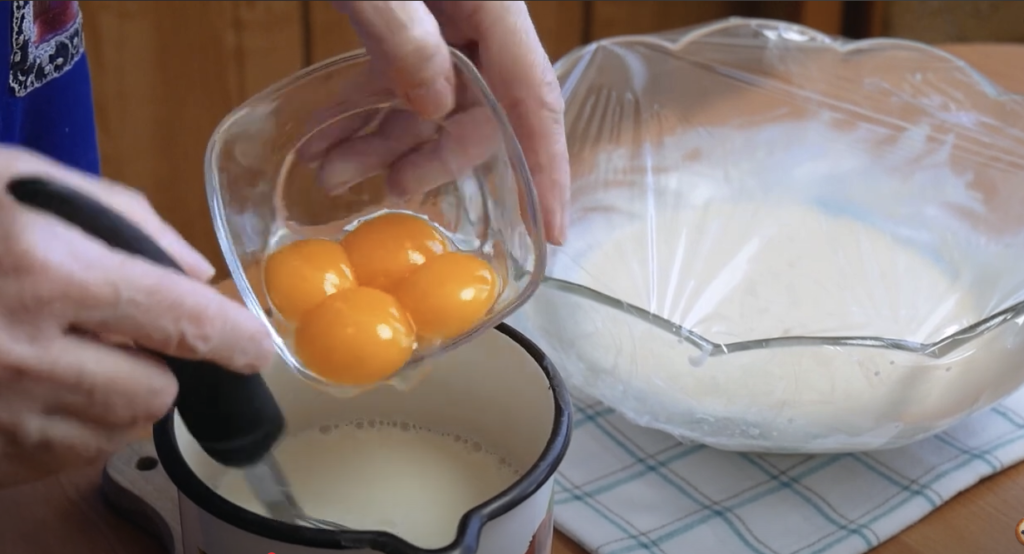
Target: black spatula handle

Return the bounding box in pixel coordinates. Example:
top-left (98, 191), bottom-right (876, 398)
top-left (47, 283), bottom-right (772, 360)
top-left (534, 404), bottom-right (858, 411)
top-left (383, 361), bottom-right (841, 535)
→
top-left (7, 177), bottom-right (284, 467)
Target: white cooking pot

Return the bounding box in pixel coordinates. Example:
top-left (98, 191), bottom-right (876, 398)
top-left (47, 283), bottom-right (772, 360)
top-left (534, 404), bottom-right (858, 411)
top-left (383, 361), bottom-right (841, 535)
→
top-left (153, 324), bottom-right (572, 554)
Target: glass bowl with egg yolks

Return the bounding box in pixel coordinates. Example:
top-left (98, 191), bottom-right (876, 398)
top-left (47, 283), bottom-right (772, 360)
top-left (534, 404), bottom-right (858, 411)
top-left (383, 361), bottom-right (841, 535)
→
top-left (205, 47), bottom-right (546, 395)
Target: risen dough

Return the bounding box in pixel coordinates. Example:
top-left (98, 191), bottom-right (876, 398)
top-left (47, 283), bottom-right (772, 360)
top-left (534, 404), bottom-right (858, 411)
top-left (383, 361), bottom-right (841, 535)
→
top-left (516, 200), bottom-right (1021, 452)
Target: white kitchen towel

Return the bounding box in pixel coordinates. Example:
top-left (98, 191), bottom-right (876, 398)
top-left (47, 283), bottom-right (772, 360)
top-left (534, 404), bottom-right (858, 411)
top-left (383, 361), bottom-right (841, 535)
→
top-left (552, 387), bottom-right (1024, 554)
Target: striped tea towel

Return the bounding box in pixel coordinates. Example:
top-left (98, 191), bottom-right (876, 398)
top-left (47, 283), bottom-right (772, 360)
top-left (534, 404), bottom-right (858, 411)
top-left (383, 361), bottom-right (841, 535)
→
top-left (553, 387), bottom-right (1024, 554)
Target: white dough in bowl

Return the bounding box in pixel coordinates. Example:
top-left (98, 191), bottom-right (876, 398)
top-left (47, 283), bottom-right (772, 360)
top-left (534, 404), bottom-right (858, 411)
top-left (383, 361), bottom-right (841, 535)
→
top-left (515, 198), bottom-right (1024, 452)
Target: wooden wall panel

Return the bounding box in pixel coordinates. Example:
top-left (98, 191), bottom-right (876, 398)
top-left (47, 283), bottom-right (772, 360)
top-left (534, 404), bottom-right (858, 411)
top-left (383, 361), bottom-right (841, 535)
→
top-left (306, 1), bottom-right (363, 64)
top-left (845, 1), bottom-right (1024, 41)
top-left (881, 1), bottom-right (1024, 43)
top-left (797, 1), bottom-right (844, 35)
top-left (589, 2), bottom-right (847, 41)
top-left (81, 1), bottom-right (306, 275)
top-left (750, 1), bottom-right (845, 35)
top-left (588, 1), bottom-right (754, 40)
top-left (526, 1), bottom-right (587, 61)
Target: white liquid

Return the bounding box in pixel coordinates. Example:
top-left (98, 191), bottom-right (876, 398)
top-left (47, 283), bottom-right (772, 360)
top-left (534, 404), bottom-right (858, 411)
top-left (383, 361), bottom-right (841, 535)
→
top-left (215, 419), bottom-right (522, 548)
top-left (510, 117), bottom-right (1024, 451)
top-left (524, 199), bottom-right (1021, 450)
top-left (580, 201), bottom-right (977, 343)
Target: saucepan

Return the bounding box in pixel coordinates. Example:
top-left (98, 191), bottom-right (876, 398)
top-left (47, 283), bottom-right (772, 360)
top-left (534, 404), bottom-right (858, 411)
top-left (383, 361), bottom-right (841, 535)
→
top-left (9, 167), bottom-right (571, 554)
top-left (153, 322), bottom-right (571, 554)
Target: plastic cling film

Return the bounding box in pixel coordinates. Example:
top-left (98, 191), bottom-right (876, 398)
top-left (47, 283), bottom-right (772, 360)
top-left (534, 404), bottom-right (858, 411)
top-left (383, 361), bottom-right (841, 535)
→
top-left (513, 17), bottom-right (1024, 453)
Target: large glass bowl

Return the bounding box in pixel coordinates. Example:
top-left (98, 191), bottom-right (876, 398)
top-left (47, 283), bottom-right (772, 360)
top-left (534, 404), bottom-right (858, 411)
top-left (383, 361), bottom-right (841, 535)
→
top-left (206, 47), bottom-right (545, 395)
top-left (508, 18), bottom-right (1024, 453)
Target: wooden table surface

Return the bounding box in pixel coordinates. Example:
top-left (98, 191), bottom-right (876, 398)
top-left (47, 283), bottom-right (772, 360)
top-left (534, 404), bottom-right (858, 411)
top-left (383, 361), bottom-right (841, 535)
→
top-left (4, 42), bottom-right (1024, 554)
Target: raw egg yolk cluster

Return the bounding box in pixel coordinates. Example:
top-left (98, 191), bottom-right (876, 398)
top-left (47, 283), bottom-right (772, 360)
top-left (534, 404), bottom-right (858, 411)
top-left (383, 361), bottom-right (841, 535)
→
top-left (263, 239), bottom-right (357, 322)
top-left (262, 212), bottom-right (499, 386)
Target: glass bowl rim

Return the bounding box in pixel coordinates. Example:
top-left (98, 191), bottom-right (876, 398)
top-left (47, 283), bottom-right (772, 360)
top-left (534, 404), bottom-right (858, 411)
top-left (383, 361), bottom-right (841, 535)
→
top-left (547, 16), bottom-right (1024, 362)
top-left (204, 46), bottom-right (547, 389)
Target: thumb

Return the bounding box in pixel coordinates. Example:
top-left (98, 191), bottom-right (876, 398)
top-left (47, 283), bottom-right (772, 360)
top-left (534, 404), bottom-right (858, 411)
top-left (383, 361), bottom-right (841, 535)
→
top-left (334, 1), bottom-right (455, 120)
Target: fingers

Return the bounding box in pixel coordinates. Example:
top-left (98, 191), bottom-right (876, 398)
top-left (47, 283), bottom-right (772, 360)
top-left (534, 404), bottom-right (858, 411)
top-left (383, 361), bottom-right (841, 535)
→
top-left (25, 334), bottom-right (178, 428)
top-left (445, 2), bottom-right (571, 244)
top-left (89, 185), bottom-right (217, 282)
top-left (336, 1), bottom-right (456, 120)
top-left (295, 104), bottom-right (381, 164)
top-left (0, 146), bottom-right (216, 281)
top-left (316, 104), bottom-right (498, 200)
top-left (215, 264), bottom-right (270, 311)
top-left (295, 61), bottom-right (400, 164)
top-left (71, 252), bottom-right (275, 373)
top-left (216, 277), bottom-right (245, 304)
top-left (386, 107), bottom-right (499, 197)
top-left (0, 409), bottom-right (145, 483)
top-left (324, 2), bottom-right (570, 244)
top-left (0, 337), bottom-right (166, 481)
top-left (14, 206), bottom-right (274, 374)
top-left (318, 108), bottom-right (440, 193)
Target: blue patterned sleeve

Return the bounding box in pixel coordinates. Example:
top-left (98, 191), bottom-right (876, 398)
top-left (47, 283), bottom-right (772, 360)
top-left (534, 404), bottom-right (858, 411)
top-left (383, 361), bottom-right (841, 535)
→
top-left (0, 1), bottom-right (100, 176)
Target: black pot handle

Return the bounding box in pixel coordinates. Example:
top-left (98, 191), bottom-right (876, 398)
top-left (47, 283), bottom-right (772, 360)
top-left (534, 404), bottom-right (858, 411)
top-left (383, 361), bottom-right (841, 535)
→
top-left (6, 177), bottom-right (284, 467)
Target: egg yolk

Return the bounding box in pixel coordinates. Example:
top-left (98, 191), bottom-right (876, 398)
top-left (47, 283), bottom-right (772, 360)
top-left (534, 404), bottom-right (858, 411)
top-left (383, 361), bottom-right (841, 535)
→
top-left (391, 252), bottom-right (499, 342)
top-left (263, 239), bottom-right (357, 322)
top-left (294, 287), bottom-right (416, 386)
top-left (340, 212), bottom-right (449, 291)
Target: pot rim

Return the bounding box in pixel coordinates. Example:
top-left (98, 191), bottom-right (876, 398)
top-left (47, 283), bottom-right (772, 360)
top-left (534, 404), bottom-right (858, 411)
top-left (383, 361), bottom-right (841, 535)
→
top-left (153, 323), bottom-right (573, 554)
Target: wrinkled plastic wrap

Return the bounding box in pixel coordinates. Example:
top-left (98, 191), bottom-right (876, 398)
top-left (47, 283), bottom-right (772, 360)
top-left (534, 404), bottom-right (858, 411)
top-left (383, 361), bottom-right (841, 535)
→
top-left (508, 18), bottom-right (1024, 453)
top-left (207, 48), bottom-right (545, 396)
